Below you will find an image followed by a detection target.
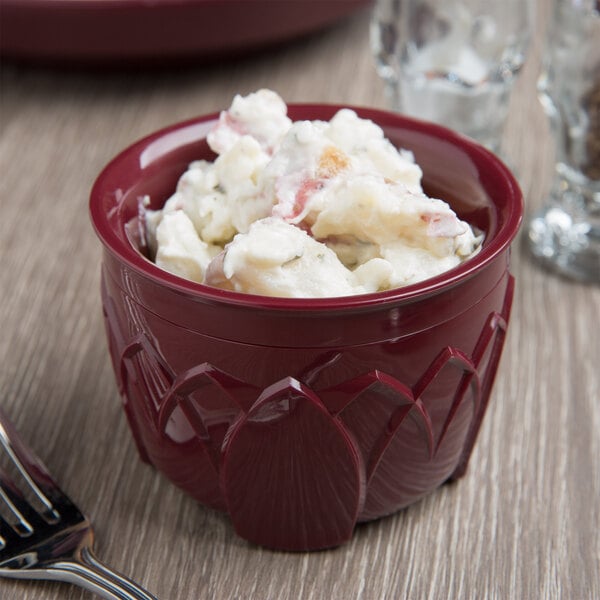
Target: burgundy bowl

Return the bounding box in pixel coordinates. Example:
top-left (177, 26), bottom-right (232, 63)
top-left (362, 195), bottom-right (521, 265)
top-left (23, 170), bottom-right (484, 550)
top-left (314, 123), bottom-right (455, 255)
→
top-left (90, 105), bottom-right (522, 551)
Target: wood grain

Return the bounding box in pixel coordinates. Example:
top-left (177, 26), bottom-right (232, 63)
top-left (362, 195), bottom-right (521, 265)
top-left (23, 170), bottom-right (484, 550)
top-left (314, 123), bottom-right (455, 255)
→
top-left (1, 2), bottom-right (599, 598)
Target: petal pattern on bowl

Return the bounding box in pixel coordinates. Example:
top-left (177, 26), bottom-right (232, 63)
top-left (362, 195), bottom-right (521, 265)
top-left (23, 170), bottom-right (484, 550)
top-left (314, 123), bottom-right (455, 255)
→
top-left (221, 377), bottom-right (364, 551)
top-left (451, 274), bottom-right (514, 478)
top-left (100, 271), bottom-right (515, 547)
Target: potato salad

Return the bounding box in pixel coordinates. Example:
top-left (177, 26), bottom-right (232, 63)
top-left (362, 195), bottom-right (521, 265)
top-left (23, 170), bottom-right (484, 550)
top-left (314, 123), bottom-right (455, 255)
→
top-left (145, 89), bottom-right (482, 297)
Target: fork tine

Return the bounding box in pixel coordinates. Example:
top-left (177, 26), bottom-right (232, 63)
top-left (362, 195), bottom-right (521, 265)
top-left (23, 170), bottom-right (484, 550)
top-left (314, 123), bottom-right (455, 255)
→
top-left (0, 407), bottom-right (62, 521)
top-left (0, 513), bottom-right (22, 548)
top-left (0, 464), bottom-right (47, 534)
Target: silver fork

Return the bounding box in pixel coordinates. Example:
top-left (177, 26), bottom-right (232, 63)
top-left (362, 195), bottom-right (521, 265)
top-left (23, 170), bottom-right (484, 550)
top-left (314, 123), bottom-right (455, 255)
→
top-left (0, 407), bottom-right (158, 599)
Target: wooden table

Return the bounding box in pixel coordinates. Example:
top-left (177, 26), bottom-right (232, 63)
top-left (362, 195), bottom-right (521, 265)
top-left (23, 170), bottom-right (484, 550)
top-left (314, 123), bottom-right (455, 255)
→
top-left (1, 1), bottom-right (598, 598)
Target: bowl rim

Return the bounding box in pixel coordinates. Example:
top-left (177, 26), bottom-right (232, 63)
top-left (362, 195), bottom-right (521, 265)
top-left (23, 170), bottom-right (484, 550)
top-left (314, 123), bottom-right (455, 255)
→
top-left (90, 103), bottom-right (523, 312)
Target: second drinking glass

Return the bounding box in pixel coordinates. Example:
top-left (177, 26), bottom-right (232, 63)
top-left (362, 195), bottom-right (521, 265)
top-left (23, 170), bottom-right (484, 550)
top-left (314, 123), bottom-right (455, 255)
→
top-left (371, 0), bottom-right (533, 154)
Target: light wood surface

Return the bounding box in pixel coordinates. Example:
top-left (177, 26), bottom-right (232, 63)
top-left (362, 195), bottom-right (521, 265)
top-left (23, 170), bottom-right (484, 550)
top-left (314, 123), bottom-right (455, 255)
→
top-left (1, 1), bottom-right (599, 599)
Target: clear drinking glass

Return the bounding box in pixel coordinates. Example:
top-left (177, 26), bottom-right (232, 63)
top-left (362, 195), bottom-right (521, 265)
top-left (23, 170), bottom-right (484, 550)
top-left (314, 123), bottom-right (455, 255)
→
top-left (527, 0), bottom-right (600, 283)
top-left (370, 0), bottom-right (533, 154)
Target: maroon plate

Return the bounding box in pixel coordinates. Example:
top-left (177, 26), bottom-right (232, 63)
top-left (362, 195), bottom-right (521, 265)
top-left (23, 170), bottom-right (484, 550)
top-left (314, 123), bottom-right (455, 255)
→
top-left (0, 0), bottom-right (371, 65)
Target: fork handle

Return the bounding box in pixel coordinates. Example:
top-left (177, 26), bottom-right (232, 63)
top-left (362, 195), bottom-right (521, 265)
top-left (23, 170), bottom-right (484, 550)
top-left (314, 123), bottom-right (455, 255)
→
top-left (48, 547), bottom-right (157, 600)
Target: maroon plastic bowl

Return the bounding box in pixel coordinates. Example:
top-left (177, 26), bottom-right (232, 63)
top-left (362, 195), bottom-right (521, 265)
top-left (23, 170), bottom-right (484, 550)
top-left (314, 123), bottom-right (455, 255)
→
top-left (90, 105), bottom-right (522, 551)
